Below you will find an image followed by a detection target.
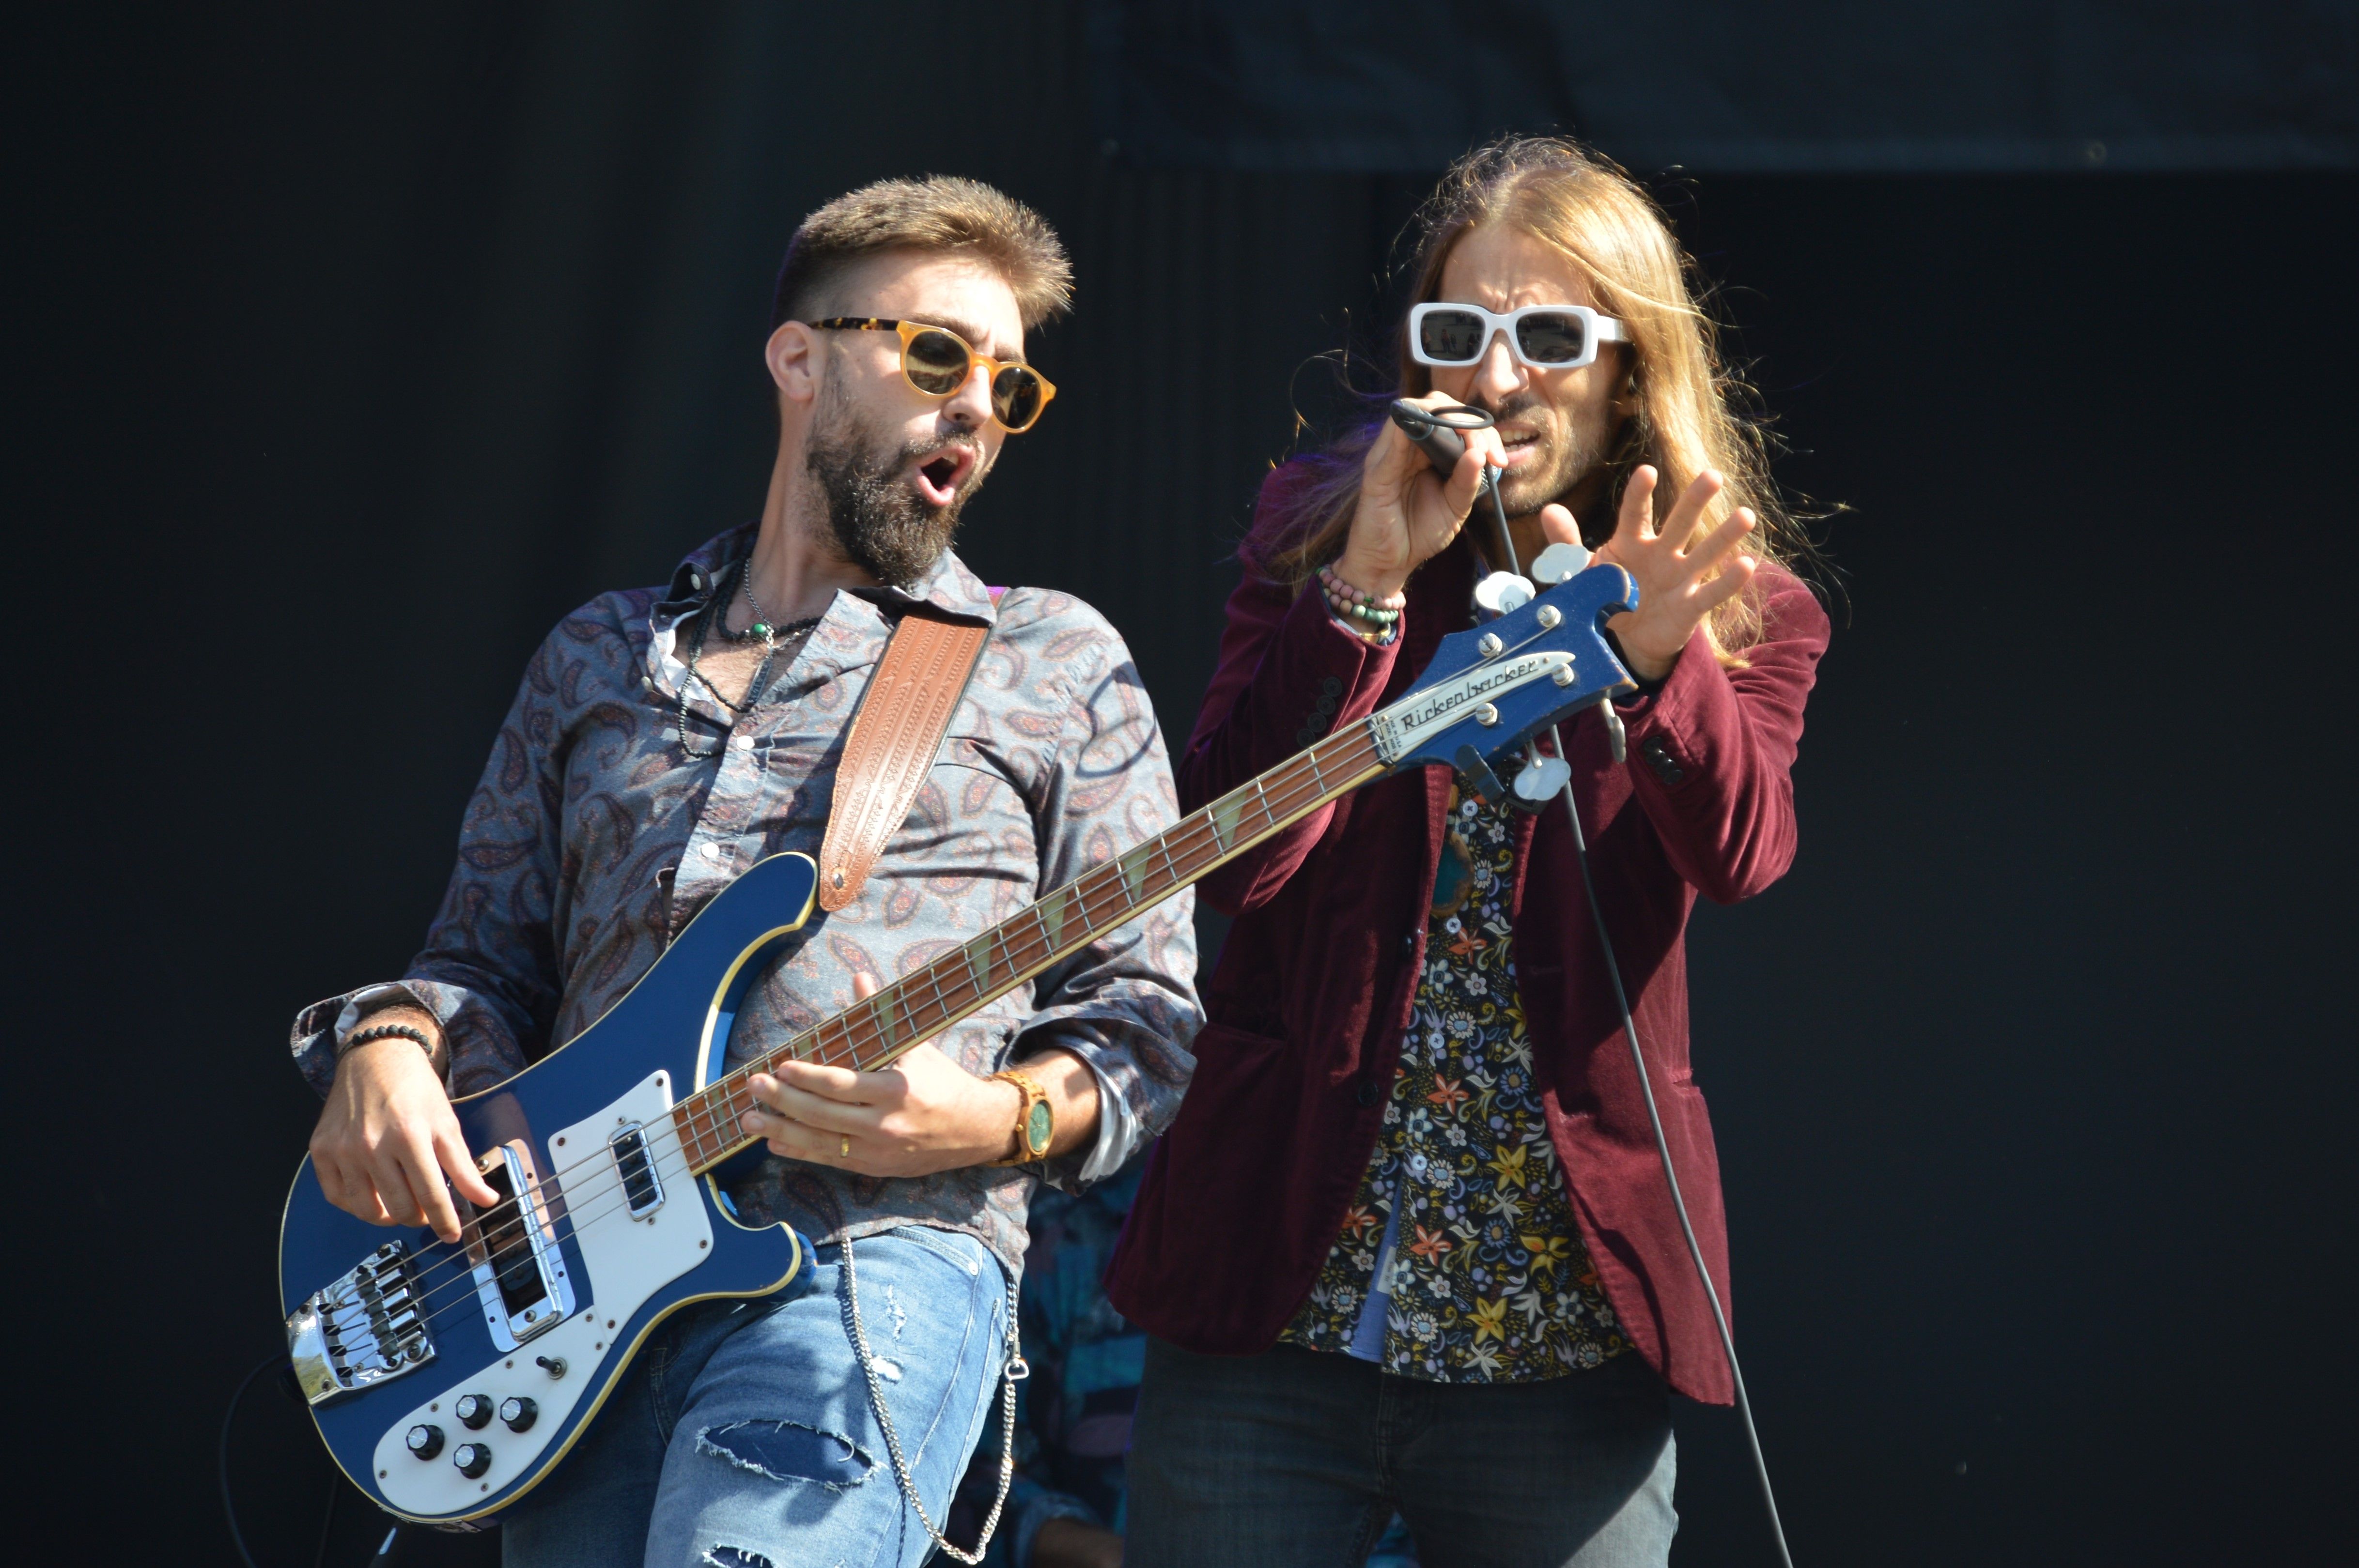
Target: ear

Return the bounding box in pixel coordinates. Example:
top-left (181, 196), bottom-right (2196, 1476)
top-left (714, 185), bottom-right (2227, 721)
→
top-left (765, 320), bottom-right (821, 409)
top-left (1610, 351), bottom-right (1642, 420)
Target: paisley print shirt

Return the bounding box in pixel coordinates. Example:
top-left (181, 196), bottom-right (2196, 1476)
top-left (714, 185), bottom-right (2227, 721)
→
top-left (1281, 784), bottom-right (1628, 1381)
top-left (289, 524), bottom-right (1202, 1279)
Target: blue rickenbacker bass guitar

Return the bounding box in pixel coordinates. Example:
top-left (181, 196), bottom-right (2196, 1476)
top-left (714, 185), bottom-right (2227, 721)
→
top-left (279, 560), bottom-right (1638, 1525)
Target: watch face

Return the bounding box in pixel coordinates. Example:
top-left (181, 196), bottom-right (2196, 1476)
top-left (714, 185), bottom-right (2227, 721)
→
top-left (1024, 1100), bottom-right (1053, 1153)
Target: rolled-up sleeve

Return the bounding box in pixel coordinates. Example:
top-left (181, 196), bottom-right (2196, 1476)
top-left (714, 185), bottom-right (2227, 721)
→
top-left (1011, 613), bottom-right (1202, 1190)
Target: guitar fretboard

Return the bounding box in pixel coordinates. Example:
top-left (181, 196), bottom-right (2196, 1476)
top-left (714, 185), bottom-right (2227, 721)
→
top-left (669, 718), bottom-right (1388, 1171)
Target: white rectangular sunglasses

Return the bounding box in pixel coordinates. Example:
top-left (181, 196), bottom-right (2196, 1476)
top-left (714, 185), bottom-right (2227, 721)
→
top-left (1408, 302), bottom-right (1627, 370)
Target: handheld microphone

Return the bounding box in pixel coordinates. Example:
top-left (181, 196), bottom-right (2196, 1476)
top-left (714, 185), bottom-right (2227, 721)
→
top-left (1387, 398), bottom-right (1492, 472)
top-left (1390, 397), bottom-right (1527, 591)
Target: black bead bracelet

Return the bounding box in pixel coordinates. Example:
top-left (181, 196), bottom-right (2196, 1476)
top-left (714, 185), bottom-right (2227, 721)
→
top-left (340, 1022), bottom-right (435, 1059)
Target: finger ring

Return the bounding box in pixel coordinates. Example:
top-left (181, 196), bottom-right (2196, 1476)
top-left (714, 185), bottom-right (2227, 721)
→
top-left (839, 1136), bottom-right (851, 1158)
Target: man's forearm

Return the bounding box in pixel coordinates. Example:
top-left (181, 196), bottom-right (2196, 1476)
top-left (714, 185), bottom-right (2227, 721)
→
top-left (1013, 1045), bottom-right (1102, 1161)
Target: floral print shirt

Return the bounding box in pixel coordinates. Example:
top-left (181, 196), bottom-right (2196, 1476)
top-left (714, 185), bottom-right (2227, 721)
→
top-left (1281, 784), bottom-right (1629, 1382)
top-left (288, 524), bottom-right (1201, 1280)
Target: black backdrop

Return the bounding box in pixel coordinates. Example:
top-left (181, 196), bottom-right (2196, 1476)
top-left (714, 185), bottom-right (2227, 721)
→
top-left (12, 3), bottom-right (2355, 1565)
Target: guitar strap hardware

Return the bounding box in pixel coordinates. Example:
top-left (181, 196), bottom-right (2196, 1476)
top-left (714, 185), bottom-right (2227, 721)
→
top-left (816, 599), bottom-right (997, 913)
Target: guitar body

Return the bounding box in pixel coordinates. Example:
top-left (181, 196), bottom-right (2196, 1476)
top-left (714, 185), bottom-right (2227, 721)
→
top-left (279, 851), bottom-right (822, 1526)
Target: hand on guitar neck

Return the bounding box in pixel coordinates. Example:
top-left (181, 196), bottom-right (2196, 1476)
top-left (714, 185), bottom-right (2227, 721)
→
top-left (309, 1005), bottom-right (499, 1245)
top-left (740, 974), bottom-right (1102, 1176)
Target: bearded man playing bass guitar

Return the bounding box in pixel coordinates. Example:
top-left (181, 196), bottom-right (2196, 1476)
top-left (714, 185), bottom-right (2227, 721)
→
top-left (290, 177), bottom-right (1201, 1568)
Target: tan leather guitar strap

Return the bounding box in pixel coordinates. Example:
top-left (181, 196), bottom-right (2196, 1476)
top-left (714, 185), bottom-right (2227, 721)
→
top-left (817, 604), bottom-right (994, 913)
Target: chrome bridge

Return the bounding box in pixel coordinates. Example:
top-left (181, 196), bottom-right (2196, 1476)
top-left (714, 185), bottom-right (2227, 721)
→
top-left (288, 1241), bottom-right (435, 1406)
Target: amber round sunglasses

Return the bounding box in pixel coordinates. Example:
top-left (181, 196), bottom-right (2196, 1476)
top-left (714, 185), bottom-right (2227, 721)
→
top-left (808, 317), bottom-right (1057, 433)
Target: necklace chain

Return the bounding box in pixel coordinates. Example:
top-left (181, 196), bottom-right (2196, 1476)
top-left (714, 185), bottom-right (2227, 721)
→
top-left (737, 557), bottom-right (782, 642)
top-left (674, 559), bottom-right (819, 759)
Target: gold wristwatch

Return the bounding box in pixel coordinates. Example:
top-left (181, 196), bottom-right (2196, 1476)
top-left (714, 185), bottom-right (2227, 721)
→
top-left (986, 1067), bottom-right (1053, 1166)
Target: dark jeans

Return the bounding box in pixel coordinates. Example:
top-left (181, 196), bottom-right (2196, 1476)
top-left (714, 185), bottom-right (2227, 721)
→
top-left (1126, 1339), bottom-right (1676, 1568)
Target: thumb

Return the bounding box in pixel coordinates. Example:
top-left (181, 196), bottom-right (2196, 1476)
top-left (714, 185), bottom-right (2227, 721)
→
top-left (1538, 504), bottom-right (1581, 547)
top-left (852, 972), bottom-right (880, 1002)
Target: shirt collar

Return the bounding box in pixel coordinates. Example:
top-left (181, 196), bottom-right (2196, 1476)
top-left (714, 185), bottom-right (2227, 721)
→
top-left (657, 523), bottom-right (998, 627)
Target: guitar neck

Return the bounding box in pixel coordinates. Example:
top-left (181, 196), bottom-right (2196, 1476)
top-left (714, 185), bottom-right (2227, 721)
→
top-left (670, 720), bottom-right (1388, 1173)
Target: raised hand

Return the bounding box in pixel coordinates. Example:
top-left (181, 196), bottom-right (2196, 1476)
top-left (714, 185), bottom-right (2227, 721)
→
top-left (1335, 393), bottom-right (1505, 600)
top-left (1590, 465), bottom-right (1758, 682)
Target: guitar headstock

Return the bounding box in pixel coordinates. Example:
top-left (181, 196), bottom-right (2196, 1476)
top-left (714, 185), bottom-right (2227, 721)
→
top-left (1368, 563), bottom-right (1638, 774)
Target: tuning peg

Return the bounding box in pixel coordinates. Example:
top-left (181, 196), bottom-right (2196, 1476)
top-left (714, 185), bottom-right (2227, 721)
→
top-left (1512, 754), bottom-right (1571, 804)
top-left (1529, 541), bottom-right (1590, 584)
top-left (1472, 571), bottom-right (1534, 617)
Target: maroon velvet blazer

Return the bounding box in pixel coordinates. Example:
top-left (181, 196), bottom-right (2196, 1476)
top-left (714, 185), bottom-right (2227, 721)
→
top-left (1104, 467), bottom-right (1830, 1403)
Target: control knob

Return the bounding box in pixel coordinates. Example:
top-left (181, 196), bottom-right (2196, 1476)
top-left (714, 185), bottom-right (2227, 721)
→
top-left (499, 1396), bottom-right (538, 1433)
top-left (452, 1441), bottom-right (493, 1479)
top-left (454, 1393), bottom-right (494, 1430)
top-left (404, 1423), bottom-right (444, 1460)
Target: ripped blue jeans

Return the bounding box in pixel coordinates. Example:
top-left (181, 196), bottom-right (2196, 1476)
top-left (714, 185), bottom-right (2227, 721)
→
top-left (501, 1225), bottom-right (1010, 1568)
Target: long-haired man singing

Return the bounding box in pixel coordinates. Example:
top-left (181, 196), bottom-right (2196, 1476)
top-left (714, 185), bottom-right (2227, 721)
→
top-left (1108, 138), bottom-right (1830, 1567)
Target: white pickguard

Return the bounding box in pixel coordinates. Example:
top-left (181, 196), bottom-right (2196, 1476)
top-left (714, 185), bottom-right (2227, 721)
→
top-left (370, 1071), bottom-right (713, 1515)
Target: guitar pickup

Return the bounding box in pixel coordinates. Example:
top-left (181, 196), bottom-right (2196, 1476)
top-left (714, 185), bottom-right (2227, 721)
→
top-left (608, 1122), bottom-right (666, 1219)
top-left (287, 1240), bottom-right (435, 1406)
top-left (466, 1140), bottom-right (576, 1352)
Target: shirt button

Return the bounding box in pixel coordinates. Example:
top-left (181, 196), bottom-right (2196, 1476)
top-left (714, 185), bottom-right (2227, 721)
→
top-left (733, 733), bottom-right (754, 751)
top-left (641, 675), bottom-right (653, 691)
top-left (700, 842), bottom-right (722, 861)
top-left (1356, 1078), bottom-right (1382, 1107)
top-left (1400, 933), bottom-right (1418, 957)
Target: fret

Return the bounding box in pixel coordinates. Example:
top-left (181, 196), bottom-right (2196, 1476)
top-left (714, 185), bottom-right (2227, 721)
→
top-left (1078, 863), bottom-right (1123, 932)
top-left (1035, 886), bottom-right (1070, 951)
top-left (1119, 841), bottom-right (1159, 906)
top-left (1210, 788), bottom-right (1245, 852)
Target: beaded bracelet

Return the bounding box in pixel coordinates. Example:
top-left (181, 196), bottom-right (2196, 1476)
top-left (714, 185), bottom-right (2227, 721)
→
top-left (339, 1022), bottom-right (435, 1060)
top-left (1317, 563), bottom-right (1406, 629)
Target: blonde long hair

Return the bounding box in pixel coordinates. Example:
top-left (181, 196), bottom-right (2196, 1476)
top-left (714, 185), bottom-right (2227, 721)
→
top-left (1250, 137), bottom-right (1807, 662)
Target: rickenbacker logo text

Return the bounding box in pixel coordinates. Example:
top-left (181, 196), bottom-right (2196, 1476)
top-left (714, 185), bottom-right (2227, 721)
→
top-left (1368, 651), bottom-right (1573, 764)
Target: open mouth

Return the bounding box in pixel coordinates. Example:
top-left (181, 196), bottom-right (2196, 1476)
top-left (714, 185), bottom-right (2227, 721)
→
top-left (1497, 428), bottom-right (1543, 468)
top-left (912, 446), bottom-right (977, 507)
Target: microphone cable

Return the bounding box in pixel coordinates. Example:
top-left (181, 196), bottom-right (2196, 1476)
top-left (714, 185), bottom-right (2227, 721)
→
top-left (1490, 473), bottom-right (1798, 1568)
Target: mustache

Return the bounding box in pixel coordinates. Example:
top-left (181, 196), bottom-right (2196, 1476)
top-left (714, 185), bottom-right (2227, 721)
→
top-left (898, 432), bottom-right (985, 477)
top-left (1460, 389), bottom-right (1548, 426)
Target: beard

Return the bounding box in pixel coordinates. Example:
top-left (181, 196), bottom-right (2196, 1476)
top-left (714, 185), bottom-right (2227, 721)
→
top-left (1475, 388), bottom-right (1613, 520)
top-left (803, 382), bottom-right (986, 587)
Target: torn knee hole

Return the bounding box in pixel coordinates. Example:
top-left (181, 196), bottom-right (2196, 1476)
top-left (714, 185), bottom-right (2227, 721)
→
top-left (696, 1419), bottom-right (875, 1490)
top-left (701, 1549), bottom-right (776, 1568)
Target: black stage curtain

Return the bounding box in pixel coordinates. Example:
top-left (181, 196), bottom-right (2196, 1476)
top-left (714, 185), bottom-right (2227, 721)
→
top-left (13, 2), bottom-right (2353, 1563)
top-left (1095, 0), bottom-right (2359, 171)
